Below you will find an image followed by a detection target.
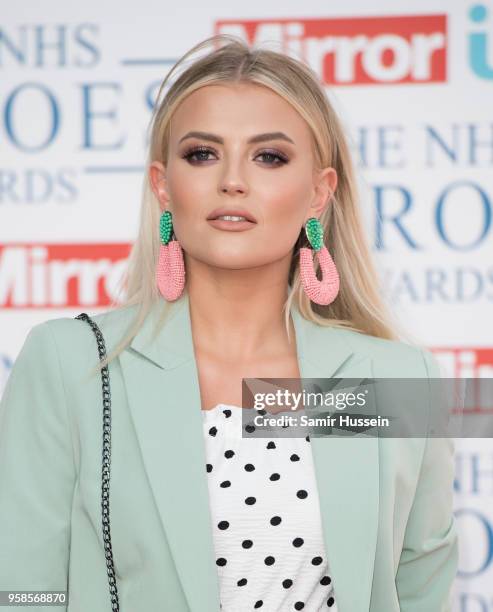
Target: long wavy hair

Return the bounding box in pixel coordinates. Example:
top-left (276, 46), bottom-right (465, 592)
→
top-left (94, 33), bottom-right (411, 373)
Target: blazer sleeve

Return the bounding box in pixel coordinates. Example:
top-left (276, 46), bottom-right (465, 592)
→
top-left (395, 348), bottom-right (459, 612)
top-left (0, 322), bottom-right (76, 611)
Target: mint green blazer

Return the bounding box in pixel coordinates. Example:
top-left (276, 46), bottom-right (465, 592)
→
top-left (0, 293), bottom-right (458, 612)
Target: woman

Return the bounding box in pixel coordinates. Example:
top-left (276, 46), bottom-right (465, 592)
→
top-left (0, 35), bottom-right (458, 612)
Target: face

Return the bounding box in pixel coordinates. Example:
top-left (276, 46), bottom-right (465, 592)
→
top-left (149, 82), bottom-right (337, 272)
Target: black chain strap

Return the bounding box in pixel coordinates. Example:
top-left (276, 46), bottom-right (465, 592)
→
top-left (75, 313), bottom-right (120, 612)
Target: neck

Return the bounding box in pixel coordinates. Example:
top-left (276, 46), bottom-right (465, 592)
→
top-left (186, 255), bottom-right (295, 362)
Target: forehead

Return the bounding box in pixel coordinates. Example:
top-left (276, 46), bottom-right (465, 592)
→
top-left (169, 83), bottom-right (311, 144)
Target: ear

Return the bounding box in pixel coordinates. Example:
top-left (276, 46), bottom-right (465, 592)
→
top-left (304, 166), bottom-right (337, 223)
top-left (149, 161), bottom-right (170, 212)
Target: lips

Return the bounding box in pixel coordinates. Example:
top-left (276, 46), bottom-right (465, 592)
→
top-left (206, 207), bottom-right (257, 223)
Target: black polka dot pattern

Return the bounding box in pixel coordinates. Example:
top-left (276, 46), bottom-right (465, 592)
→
top-left (202, 403), bottom-right (337, 610)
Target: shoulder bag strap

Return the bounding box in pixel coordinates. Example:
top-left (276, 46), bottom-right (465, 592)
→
top-left (75, 313), bottom-right (120, 612)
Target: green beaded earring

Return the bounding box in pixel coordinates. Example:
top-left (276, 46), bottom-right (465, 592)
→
top-left (305, 217), bottom-right (324, 251)
top-left (159, 210), bottom-right (173, 245)
top-left (299, 216), bottom-right (339, 305)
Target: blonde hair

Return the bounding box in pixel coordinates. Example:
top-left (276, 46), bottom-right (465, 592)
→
top-left (94, 33), bottom-right (412, 374)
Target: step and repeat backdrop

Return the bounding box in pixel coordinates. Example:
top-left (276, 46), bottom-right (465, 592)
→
top-left (1, 1), bottom-right (491, 609)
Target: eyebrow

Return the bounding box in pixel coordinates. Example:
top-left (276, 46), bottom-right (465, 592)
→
top-left (178, 131), bottom-right (295, 145)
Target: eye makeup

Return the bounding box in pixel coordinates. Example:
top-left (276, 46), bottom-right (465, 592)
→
top-left (181, 145), bottom-right (289, 166)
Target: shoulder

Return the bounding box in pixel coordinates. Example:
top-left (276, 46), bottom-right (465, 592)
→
top-left (26, 304), bottom-right (140, 365)
top-left (328, 326), bottom-right (441, 378)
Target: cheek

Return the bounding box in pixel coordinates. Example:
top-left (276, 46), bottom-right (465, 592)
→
top-left (165, 175), bottom-right (212, 250)
top-left (262, 180), bottom-right (310, 252)
top-left (166, 166), bottom-right (207, 221)
top-left (262, 181), bottom-right (309, 237)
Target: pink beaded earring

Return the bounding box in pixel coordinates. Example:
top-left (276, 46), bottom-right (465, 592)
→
top-left (156, 210), bottom-right (185, 301)
top-left (299, 217), bottom-right (339, 305)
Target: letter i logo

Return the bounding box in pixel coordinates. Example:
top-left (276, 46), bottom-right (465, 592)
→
top-left (468, 3), bottom-right (493, 79)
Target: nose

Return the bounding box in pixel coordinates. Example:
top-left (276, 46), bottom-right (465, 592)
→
top-left (221, 183), bottom-right (246, 194)
top-left (218, 155), bottom-right (249, 195)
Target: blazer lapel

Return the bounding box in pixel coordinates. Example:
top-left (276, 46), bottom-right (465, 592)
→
top-left (119, 296), bottom-right (222, 612)
top-left (118, 293), bottom-right (379, 612)
top-left (291, 306), bottom-right (379, 612)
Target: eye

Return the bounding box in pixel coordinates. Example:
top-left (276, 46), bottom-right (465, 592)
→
top-left (181, 146), bottom-right (216, 163)
top-left (181, 146), bottom-right (289, 166)
top-left (256, 150), bottom-right (289, 165)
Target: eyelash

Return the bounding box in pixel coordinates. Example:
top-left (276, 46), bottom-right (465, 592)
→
top-left (181, 145), bottom-right (289, 166)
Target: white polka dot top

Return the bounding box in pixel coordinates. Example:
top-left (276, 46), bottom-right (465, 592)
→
top-left (202, 404), bottom-right (338, 612)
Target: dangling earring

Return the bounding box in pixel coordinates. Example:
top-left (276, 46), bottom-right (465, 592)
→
top-left (156, 210), bottom-right (185, 301)
top-left (299, 217), bottom-right (339, 305)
